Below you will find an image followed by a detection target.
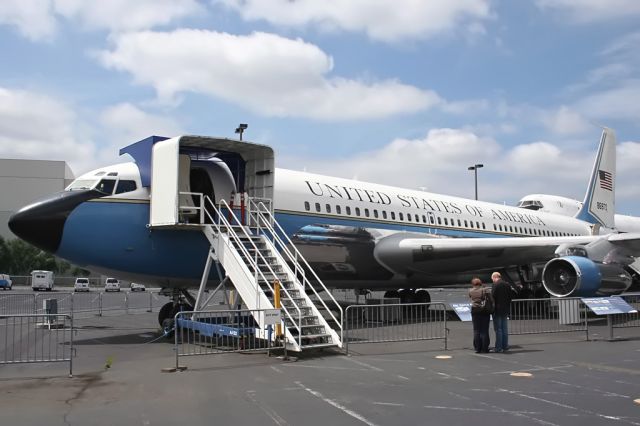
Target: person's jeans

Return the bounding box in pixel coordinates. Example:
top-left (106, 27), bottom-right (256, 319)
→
top-left (493, 314), bottom-right (509, 352)
top-left (471, 312), bottom-right (491, 352)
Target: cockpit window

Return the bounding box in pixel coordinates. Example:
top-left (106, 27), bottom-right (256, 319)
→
top-left (67, 179), bottom-right (98, 191)
top-left (95, 179), bottom-right (116, 195)
top-left (517, 200), bottom-right (544, 211)
top-left (115, 180), bottom-right (137, 194)
top-left (107, 172), bottom-right (118, 176)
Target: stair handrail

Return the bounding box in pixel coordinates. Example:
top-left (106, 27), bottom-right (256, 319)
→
top-left (201, 196), bottom-right (302, 347)
top-left (249, 199), bottom-right (343, 339)
top-left (203, 198), bottom-right (302, 348)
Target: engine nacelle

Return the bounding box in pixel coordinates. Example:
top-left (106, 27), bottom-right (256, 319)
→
top-left (542, 256), bottom-right (632, 297)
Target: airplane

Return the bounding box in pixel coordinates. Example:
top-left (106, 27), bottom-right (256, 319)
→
top-left (9, 128), bottom-right (640, 328)
top-left (517, 194), bottom-right (640, 233)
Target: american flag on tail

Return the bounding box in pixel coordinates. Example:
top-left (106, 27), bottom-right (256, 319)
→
top-left (599, 170), bottom-right (613, 191)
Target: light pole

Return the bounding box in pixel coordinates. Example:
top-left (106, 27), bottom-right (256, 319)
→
top-left (235, 123), bottom-right (248, 141)
top-left (467, 164), bottom-right (483, 200)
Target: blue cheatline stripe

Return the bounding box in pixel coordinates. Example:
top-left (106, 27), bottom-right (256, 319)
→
top-left (273, 210), bottom-right (509, 239)
top-left (57, 200), bottom-right (515, 282)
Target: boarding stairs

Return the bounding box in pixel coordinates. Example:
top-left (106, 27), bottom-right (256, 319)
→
top-left (188, 194), bottom-right (342, 352)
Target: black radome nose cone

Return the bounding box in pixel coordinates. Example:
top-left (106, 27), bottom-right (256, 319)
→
top-left (8, 190), bottom-right (103, 253)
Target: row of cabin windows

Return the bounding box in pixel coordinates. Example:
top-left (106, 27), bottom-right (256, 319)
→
top-left (303, 201), bottom-right (578, 236)
top-left (304, 202), bottom-right (487, 230)
top-left (492, 223), bottom-right (576, 237)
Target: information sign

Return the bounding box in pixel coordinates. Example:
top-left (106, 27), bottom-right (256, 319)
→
top-left (581, 296), bottom-right (638, 315)
top-left (263, 309), bottom-right (282, 325)
top-left (450, 303), bottom-right (473, 322)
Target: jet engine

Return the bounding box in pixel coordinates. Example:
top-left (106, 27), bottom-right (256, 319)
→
top-left (542, 256), bottom-right (632, 297)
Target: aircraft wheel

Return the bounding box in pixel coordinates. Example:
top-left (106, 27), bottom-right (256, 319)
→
top-left (161, 318), bottom-right (175, 339)
top-left (158, 302), bottom-right (193, 327)
top-left (415, 289), bottom-right (430, 304)
top-left (399, 289), bottom-right (415, 304)
top-left (158, 302), bottom-right (174, 326)
top-left (383, 290), bottom-right (400, 299)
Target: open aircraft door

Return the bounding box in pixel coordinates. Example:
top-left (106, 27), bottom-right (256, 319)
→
top-left (150, 137), bottom-right (182, 226)
top-left (145, 135), bottom-right (275, 227)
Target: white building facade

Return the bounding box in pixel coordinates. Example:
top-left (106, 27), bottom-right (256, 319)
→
top-left (0, 159), bottom-right (74, 239)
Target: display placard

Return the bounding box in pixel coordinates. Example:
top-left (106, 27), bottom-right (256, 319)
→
top-left (450, 303), bottom-right (473, 322)
top-left (263, 309), bottom-right (282, 325)
top-left (581, 296), bottom-right (638, 315)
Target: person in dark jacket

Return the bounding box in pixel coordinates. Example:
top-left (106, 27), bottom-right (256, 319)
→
top-left (468, 277), bottom-right (492, 353)
top-left (491, 272), bottom-right (513, 352)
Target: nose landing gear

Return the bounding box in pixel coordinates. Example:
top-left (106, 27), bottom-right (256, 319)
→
top-left (157, 288), bottom-right (195, 335)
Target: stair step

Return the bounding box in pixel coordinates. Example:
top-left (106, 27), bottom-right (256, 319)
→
top-left (299, 342), bottom-right (338, 350)
top-left (293, 333), bottom-right (331, 339)
top-left (297, 324), bottom-right (325, 329)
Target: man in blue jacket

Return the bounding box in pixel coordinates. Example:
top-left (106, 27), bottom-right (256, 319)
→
top-left (491, 272), bottom-right (513, 352)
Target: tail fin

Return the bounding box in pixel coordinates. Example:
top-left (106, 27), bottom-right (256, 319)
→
top-left (574, 128), bottom-right (616, 228)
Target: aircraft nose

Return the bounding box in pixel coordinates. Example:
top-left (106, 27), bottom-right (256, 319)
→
top-left (8, 190), bottom-right (102, 253)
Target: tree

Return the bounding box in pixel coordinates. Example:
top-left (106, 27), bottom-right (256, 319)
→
top-left (1, 238), bottom-right (76, 275)
top-left (0, 236), bottom-right (8, 272)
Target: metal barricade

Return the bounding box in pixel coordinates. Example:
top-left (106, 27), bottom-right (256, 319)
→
top-left (70, 292), bottom-right (102, 317)
top-left (150, 291), bottom-right (171, 312)
top-left (100, 291), bottom-right (128, 315)
top-left (126, 291), bottom-right (153, 313)
top-left (343, 302), bottom-right (448, 355)
top-left (174, 309), bottom-right (284, 369)
top-left (35, 292), bottom-right (74, 315)
top-left (0, 314), bottom-right (74, 377)
top-left (613, 294), bottom-right (640, 328)
top-left (509, 297), bottom-right (588, 340)
top-left (0, 294), bottom-right (37, 315)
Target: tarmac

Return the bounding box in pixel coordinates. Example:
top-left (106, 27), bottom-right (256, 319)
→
top-left (1, 309), bottom-right (640, 426)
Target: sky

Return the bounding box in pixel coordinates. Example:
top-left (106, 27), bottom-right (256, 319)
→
top-left (0, 0), bottom-right (639, 213)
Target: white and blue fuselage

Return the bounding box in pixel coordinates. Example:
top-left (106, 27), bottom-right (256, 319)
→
top-left (18, 161), bottom-right (592, 290)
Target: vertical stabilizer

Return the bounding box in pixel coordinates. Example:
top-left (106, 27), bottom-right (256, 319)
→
top-left (574, 128), bottom-right (616, 228)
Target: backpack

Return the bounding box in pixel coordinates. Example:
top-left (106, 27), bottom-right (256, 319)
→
top-left (471, 287), bottom-right (494, 314)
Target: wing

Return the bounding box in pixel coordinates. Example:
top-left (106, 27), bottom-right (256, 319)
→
top-left (372, 232), bottom-right (634, 276)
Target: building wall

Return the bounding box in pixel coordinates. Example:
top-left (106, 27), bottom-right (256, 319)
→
top-left (0, 159), bottom-right (75, 239)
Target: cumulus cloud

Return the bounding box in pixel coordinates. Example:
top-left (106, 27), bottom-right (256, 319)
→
top-left (0, 0), bottom-right (201, 41)
top-left (280, 127), bottom-right (640, 207)
top-left (536, 0), bottom-right (640, 22)
top-left (101, 103), bottom-right (183, 144)
top-left (99, 103), bottom-right (183, 164)
top-left (0, 87), bottom-right (94, 168)
top-left (98, 30), bottom-right (442, 120)
top-left (616, 141), bottom-right (640, 201)
top-left (54, 0), bottom-right (202, 33)
top-left (575, 79), bottom-right (640, 122)
top-left (217, 0), bottom-right (492, 43)
top-left (541, 106), bottom-right (591, 135)
top-left (282, 128), bottom-right (501, 197)
top-left (0, 87), bottom-right (185, 175)
top-left (0, 0), bottom-right (57, 41)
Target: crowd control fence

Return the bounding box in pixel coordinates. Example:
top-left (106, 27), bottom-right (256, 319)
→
top-left (174, 309), bottom-right (285, 370)
top-left (508, 297), bottom-right (589, 340)
top-left (343, 302), bottom-right (448, 355)
top-left (612, 294), bottom-right (640, 329)
top-left (0, 314), bottom-right (74, 376)
top-left (0, 291), bottom-right (170, 318)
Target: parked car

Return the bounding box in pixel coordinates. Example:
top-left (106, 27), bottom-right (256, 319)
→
top-left (74, 277), bottom-right (90, 292)
top-left (104, 278), bottom-right (121, 292)
top-left (0, 274), bottom-right (12, 290)
top-left (130, 282), bottom-right (146, 292)
top-left (31, 270), bottom-right (54, 291)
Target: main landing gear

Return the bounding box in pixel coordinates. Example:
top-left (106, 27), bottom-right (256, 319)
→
top-left (383, 289), bottom-right (431, 304)
top-left (158, 288), bottom-right (195, 334)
